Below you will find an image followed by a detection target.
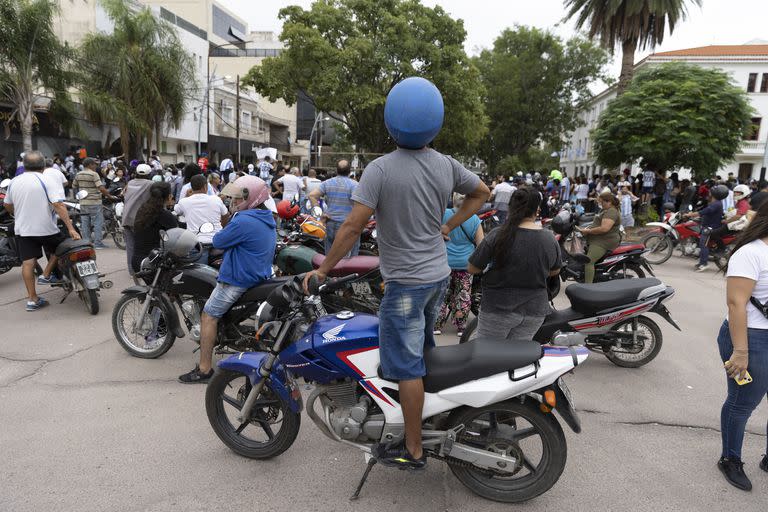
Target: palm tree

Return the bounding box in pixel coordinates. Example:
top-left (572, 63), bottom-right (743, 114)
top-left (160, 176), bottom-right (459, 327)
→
top-left (0, 0), bottom-right (79, 151)
top-left (78, 0), bottom-right (195, 158)
top-left (564, 0), bottom-right (702, 94)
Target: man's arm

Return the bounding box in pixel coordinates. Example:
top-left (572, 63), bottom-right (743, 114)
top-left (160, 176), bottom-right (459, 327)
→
top-left (303, 202), bottom-right (374, 291)
top-left (3, 203), bottom-right (13, 215)
top-left (52, 202), bottom-right (81, 240)
top-left (441, 181), bottom-right (490, 239)
top-left (309, 187), bottom-right (322, 206)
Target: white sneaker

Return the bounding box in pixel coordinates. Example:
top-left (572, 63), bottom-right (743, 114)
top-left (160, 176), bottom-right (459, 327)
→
top-left (433, 330), bottom-right (442, 335)
top-left (457, 332), bottom-right (463, 338)
top-left (695, 264), bottom-right (709, 272)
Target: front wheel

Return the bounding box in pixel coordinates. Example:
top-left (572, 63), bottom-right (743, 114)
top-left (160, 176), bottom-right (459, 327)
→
top-left (445, 399), bottom-right (567, 503)
top-left (641, 233), bottom-right (674, 265)
top-left (111, 294), bottom-right (176, 358)
top-left (206, 369), bottom-right (300, 459)
top-left (604, 316), bottom-right (663, 368)
top-left (112, 228), bottom-right (126, 250)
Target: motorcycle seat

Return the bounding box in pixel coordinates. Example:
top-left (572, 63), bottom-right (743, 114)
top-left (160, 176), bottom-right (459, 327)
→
top-left (607, 243), bottom-right (645, 256)
top-left (565, 278), bottom-right (664, 315)
top-left (235, 276), bottom-right (294, 305)
top-left (533, 308), bottom-right (584, 342)
top-left (421, 339), bottom-right (542, 393)
top-left (311, 254), bottom-right (379, 277)
top-left (54, 238), bottom-right (93, 257)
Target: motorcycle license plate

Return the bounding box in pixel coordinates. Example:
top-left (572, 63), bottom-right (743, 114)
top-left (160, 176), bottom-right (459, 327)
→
top-left (351, 281), bottom-right (371, 295)
top-left (76, 260), bottom-right (98, 276)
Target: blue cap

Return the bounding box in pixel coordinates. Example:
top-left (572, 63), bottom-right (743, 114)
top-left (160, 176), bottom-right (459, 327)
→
top-left (384, 77), bottom-right (444, 150)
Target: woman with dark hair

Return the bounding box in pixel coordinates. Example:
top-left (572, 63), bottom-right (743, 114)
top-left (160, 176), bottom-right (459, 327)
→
top-left (716, 199), bottom-right (768, 491)
top-left (577, 191), bottom-right (621, 283)
top-left (131, 181), bottom-right (177, 273)
top-left (468, 187), bottom-right (561, 342)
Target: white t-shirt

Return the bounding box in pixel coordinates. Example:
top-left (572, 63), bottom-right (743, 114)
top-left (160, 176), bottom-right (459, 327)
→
top-left (575, 184), bottom-right (589, 200)
top-left (220, 158), bottom-right (234, 173)
top-left (727, 239), bottom-right (768, 329)
top-left (278, 174), bottom-right (304, 201)
top-left (4, 172), bottom-right (62, 236)
top-left (43, 167), bottom-right (68, 201)
top-left (178, 182), bottom-right (216, 199)
top-left (643, 170), bottom-right (656, 187)
top-left (173, 193), bottom-right (228, 244)
top-left (304, 177), bottom-right (321, 196)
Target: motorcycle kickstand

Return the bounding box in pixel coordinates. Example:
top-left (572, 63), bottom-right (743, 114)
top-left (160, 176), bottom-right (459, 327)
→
top-left (350, 457), bottom-right (377, 501)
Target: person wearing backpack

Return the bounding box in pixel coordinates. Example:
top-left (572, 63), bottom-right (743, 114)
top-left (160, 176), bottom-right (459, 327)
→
top-left (433, 193), bottom-right (484, 338)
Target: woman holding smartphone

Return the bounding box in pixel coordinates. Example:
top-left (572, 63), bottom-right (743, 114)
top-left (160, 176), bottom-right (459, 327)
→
top-left (718, 199), bottom-right (768, 491)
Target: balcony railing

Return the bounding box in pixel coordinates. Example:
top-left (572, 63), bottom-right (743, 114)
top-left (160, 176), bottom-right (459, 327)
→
top-left (740, 141), bottom-right (766, 154)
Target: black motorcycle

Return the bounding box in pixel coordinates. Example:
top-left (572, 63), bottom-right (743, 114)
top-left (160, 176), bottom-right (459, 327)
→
top-left (111, 228), bottom-right (288, 359)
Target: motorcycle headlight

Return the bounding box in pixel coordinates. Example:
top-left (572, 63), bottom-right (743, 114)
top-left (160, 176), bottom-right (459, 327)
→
top-left (140, 257), bottom-right (153, 273)
top-left (114, 203), bottom-right (124, 218)
top-left (371, 229), bottom-right (377, 240)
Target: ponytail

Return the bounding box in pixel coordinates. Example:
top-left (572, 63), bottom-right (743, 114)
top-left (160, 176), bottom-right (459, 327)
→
top-left (491, 187), bottom-right (541, 267)
top-left (135, 182), bottom-right (171, 231)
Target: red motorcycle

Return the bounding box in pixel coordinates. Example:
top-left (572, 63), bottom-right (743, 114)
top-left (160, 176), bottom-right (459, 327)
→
top-left (642, 210), bottom-right (735, 269)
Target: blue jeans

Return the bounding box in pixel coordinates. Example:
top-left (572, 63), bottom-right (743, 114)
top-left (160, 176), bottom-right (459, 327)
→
top-left (80, 204), bottom-right (104, 245)
top-left (698, 228), bottom-right (712, 266)
top-left (203, 282), bottom-right (248, 319)
top-left (324, 219), bottom-right (360, 258)
top-left (379, 278), bottom-right (449, 381)
top-left (717, 320), bottom-right (768, 459)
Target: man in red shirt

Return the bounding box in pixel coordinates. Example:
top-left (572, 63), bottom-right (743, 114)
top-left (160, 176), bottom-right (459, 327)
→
top-left (197, 152), bottom-right (209, 171)
top-left (710, 184), bottom-right (751, 253)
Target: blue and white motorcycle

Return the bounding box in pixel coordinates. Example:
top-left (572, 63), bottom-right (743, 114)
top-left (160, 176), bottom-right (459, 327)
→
top-left (205, 276), bottom-right (588, 503)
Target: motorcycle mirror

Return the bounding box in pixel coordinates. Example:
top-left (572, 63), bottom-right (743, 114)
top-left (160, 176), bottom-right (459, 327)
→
top-left (199, 222), bottom-right (215, 234)
top-left (311, 206), bottom-right (323, 218)
top-left (160, 230), bottom-right (169, 242)
top-left (76, 190), bottom-right (88, 200)
top-left (0, 178), bottom-right (11, 188)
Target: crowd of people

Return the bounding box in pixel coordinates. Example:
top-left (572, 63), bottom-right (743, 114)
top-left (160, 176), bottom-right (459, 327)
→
top-left (2, 75), bottom-right (767, 484)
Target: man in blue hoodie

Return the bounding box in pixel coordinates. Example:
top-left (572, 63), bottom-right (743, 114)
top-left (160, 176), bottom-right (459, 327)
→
top-left (179, 175), bottom-right (276, 383)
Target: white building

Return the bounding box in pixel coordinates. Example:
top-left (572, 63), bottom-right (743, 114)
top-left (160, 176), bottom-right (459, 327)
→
top-left (560, 43), bottom-right (768, 182)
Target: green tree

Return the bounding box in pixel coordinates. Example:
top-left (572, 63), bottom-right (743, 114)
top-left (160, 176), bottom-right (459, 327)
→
top-left (78, 0), bottom-right (195, 158)
top-left (476, 26), bottom-right (611, 169)
top-left (593, 63), bottom-right (752, 176)
top-left (241, 0), bottom-right (486, 156)
top-left (496, 146), bottom-right (561, 177)
top-left (0, 0), bottom-right (79, 151)
top-left (564, 0), bottom-right (701, 94)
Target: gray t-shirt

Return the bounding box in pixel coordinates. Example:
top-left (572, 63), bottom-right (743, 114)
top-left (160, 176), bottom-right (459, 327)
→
top-left (122, 179), bottom-right (153, 228)
top-left (352, 148), bottom-right (481, 284)
top-left (469, 227), bottom-right (561, 316)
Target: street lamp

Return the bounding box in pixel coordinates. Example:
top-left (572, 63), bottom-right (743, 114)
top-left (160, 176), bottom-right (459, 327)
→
top-left (307, 112), bottom-right (330, 168)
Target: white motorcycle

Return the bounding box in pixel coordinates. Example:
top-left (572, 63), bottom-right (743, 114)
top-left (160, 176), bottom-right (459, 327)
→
top-left (206, 276), bottom-right (587, 503)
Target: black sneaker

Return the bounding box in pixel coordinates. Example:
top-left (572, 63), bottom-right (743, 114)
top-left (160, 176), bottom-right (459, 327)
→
top-left (760, 455), bottom-right (768, 473)
top-left (375, 443), bottom-right (427, 471)
top-left (718, 457), bottom-right (752, 491)
top-left (178, 366), bottom-right (214, 384)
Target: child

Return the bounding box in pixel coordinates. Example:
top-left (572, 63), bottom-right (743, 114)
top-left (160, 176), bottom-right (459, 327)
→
top-left (618, 181), bottom-right (638, 228)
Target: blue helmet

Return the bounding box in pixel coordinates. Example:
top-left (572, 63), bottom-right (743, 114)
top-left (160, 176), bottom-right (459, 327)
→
top-left (384, 77), bottom-right (444, 149)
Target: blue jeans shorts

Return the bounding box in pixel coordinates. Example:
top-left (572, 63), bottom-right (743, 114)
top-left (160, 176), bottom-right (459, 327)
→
top-left (379, 278), bottom-right (449, 381)
top-left (203, 282), bottom-right (248, 319)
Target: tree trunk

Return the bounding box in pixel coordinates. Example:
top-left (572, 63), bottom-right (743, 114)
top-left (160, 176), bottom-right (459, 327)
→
top-left (21, 102), bottom-right (34, 152)
top-left (616, 38), bottom-right (638, 96)
top-left (119, 123), bottom-right (130, 161)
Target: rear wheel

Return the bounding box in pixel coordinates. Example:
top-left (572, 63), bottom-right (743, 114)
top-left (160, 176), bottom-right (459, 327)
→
top-left (460, 317), bottom-right (478, 344)
top-left (713, 245), bottom-right (732, 271)
top-left (641, 233), bottom-right (674, 265)
top-left (79, 288), bottom-right (99, 315)
top-left (606, 263), bottom-right (645, 280)
top-left (445, 399), bottom-right (567, 503)
top-left (112, 228), bottom-right (126, 250)
top-left (206, 369), bottom-right (300, 459)
top-left (604, 316), bottom-right (663, 368)
top-left (112, 294), bottom-right (176, 358)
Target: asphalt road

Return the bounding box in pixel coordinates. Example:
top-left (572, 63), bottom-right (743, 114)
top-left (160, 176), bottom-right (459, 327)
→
top-left (0, 247), bottom-right (766, 511)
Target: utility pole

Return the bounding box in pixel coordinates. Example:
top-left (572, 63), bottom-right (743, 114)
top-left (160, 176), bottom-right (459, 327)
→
top-left (235, 74), bottom-right (241, 164)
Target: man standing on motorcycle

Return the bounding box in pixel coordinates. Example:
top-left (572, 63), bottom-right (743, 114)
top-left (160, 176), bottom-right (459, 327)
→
top-left (2, 151), bottom-right (81, 311)
top-left (304, 77), bottom-right (490, 469)
top-left (178, 176), bottom-right (275, 383)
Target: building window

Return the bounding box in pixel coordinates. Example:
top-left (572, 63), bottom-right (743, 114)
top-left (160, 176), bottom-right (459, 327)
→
top-left (241, 110), bottom-right (252, 132)
top-left (747, 73), bottom-right (758, 92)
top-left (221, 101), bottom-right (233, 125)
top-left (160, 141), bottom-right (167, 154)
top-left (761, 73), bottom-right (768, 93)
top-left (746, 117), bottom-right (762, 141)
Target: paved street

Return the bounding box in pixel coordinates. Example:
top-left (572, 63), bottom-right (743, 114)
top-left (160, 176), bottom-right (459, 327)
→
top-left (0, 248), bottom-right (766, 512)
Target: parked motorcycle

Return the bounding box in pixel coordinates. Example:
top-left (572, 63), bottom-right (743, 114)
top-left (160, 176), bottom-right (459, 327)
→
top-left (461, 278), bottom-right (679, 368)
top-left (53, 237), bottom-right (111, 315)
top-left (553, 210), bottom-right (654, 282)
top-left (111, 226), bottom-right (283, 358)
top-left (359, 218), bottom-right (378, 256)
top-left (206, 275), bottom-right (588, 503)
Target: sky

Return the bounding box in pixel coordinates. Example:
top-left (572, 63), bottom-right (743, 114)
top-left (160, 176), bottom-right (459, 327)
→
top-left (223, 0), bottom-right (768, 79)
